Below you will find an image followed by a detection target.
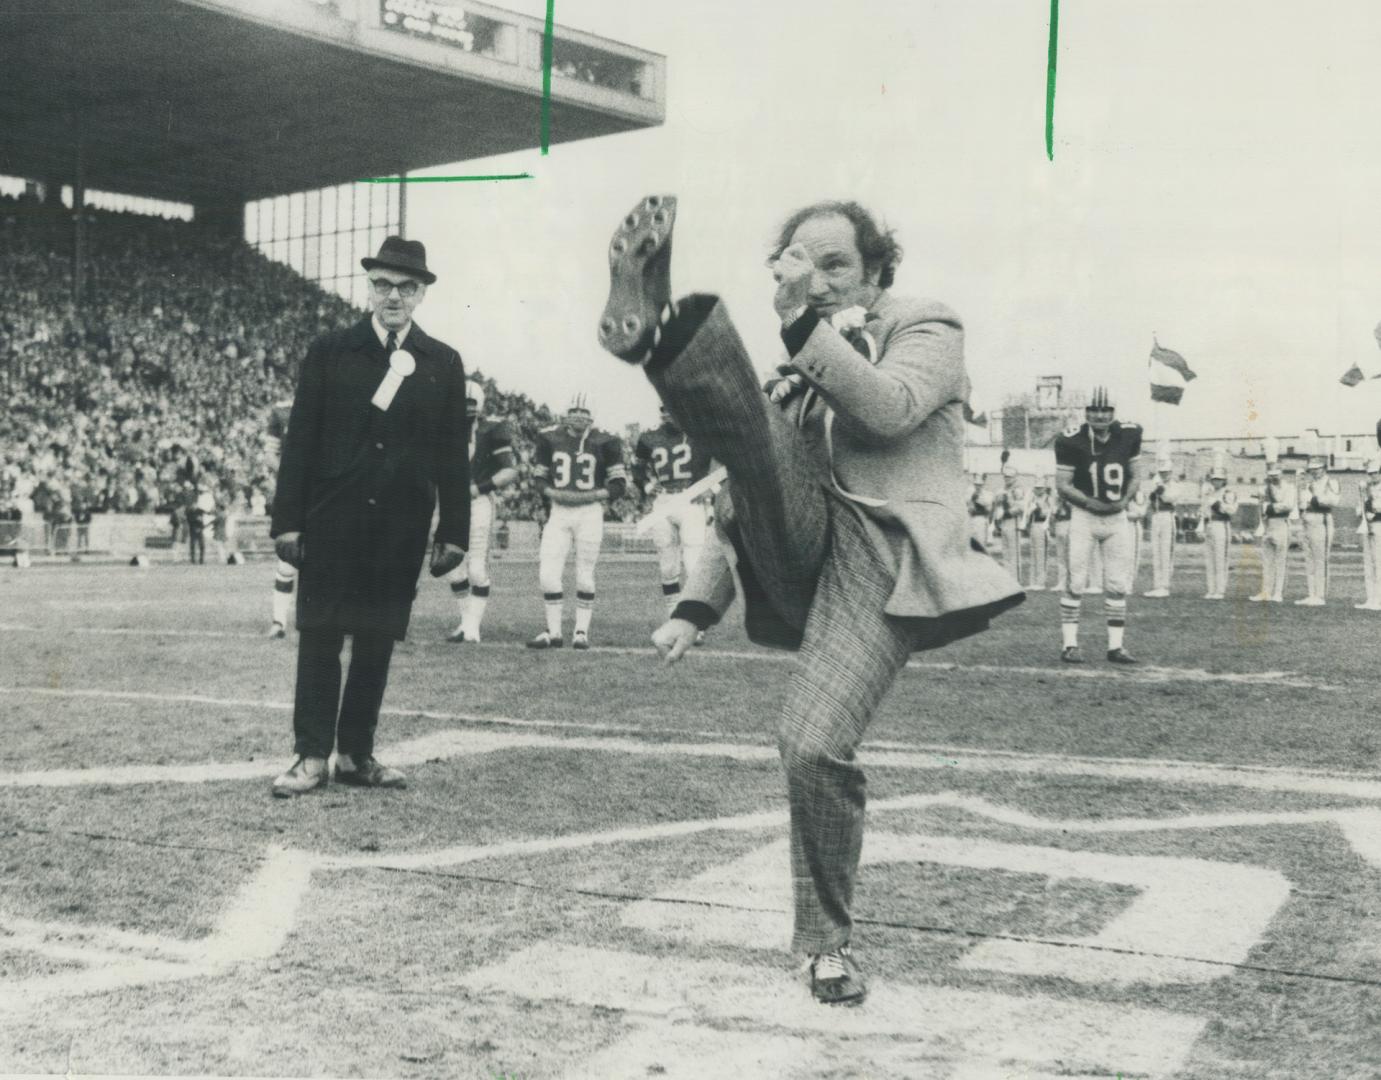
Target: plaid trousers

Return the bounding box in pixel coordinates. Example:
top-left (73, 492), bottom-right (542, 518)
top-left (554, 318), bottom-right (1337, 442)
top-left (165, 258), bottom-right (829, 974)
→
top-left (649, 295), bottom-right (918, 953)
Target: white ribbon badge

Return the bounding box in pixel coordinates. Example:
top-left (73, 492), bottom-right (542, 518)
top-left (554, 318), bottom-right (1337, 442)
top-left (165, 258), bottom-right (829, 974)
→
top-left (371, 349), bottom-right (416, 411)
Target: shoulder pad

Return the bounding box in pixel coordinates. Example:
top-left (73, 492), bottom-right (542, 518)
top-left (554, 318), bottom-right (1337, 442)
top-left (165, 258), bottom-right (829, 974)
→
top-left (1060, 425), bottom-right (1082, 439)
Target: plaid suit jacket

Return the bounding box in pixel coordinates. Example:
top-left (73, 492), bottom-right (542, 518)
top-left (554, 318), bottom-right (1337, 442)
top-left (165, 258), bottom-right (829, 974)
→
top-left (685, 290), bottom-right (1022, 627)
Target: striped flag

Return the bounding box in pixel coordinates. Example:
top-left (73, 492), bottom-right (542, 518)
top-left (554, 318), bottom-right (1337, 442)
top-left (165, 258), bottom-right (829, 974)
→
top-left (1149, 341), bottom-right (1196, 404)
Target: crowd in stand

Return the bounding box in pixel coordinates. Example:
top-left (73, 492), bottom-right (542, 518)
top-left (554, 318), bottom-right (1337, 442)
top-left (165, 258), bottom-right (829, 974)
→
top-left (0, 196), bottom-right (603, 549)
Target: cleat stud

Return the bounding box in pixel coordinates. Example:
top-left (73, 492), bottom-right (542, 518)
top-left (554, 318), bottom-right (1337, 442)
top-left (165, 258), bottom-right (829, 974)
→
top-left (622, 316), bottom-right (641, 333)
top-left (624, 213), bottom-right (639, 229)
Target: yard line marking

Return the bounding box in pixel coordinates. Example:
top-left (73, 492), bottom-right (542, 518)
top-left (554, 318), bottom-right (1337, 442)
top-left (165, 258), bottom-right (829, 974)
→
top-left (459, 942), bottom-right (1204, 1077)
top-left (5, 684), bottom-right (1381, 799)
top-left (0, 623), bottom-right (1339, 689)
top-left (624, 830), bottom-right (1293, 985)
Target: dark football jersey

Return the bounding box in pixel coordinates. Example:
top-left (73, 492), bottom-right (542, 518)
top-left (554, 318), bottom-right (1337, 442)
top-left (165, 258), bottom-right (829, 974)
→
top-left (634, 423), bottom-right (710, 493)
top-left (1054, 421), bottom-right (1142, 502)
top-left (533, 425), bottom-right (627, 493)
top-left (471, 418), bottom-right (515, 487)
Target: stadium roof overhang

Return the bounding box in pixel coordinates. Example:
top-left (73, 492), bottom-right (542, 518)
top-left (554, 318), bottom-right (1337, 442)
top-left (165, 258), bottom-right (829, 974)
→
top-left (0, 0), bottom-right (666, 209)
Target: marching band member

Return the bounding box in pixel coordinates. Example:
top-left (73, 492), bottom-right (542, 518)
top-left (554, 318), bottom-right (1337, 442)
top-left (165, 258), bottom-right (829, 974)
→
top-left (1295, 456), bottom-right (1337, 606)
top-left (1025, 477), bottom-right (1054, 591)
top-left (992, 463), bottom-right (1025, 585)
top-left (1356, 459), bottom-right (1381, 611)
top-left (1144, 461), bottom-right (1176, 598)
top-left (1200, 466), bottom-right (1236, 600)
top-left (1251, 463), bottom-right (1296, 603)
top-left (967, 472), bottom-right (993, 549)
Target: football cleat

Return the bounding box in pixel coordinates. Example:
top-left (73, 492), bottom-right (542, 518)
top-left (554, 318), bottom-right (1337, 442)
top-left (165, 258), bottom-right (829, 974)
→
top-left (267, 622), bottom-right (286, 639)
top-left (693, 630), bottom-right (707, 647)
top-left (526, 631), bottom-right (563, 650)
top-left (572, 630), bottom-right (590, 651)
top-left (599, 195), bottom-right (677, 362)
top-left (1060, 646), bottom-right (1084, 664)
top-left (1249, 593), bottom-right (1269, 603)
top-left (1106, 647), bottom-right (1139, 665)
top-left (446, 625), bottom-right (479, 643)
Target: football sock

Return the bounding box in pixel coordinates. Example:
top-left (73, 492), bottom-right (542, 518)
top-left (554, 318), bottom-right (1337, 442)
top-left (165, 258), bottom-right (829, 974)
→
top-left (272, 569), bottom-right (295, 626)
top-left (464, 585), bottom-right (489, 635)
top-left (662, 579), bottom-right (681, 618)
top-left (1105, 597), bottom-right (1126, 649)
top-left (1060, 597), bottom-right (1080, 648)
top-left (543, 592), bottom-right (563, 638)
top-left (451, 576), bottom-right (470, 617)
top-left (575, 591), bottom-right (595, 635)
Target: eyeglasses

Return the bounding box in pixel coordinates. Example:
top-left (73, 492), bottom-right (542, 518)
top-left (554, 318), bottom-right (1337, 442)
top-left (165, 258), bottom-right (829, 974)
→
top-left (369, 277), bottom-right (422, 299)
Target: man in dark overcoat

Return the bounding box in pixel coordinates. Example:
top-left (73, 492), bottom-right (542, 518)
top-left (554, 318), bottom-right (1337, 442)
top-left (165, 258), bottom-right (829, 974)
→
top-left (270, 236), bottom-right (469, 797)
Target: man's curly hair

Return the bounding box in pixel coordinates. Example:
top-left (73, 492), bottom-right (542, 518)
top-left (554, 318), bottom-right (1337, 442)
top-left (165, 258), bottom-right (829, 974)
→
top-left (770, 200), bottom-right (902, 290)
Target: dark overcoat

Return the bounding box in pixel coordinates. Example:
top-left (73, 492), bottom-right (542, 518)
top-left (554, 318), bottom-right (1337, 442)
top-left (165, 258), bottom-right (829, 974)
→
top-left (271, 317), bottom-right (470, 640)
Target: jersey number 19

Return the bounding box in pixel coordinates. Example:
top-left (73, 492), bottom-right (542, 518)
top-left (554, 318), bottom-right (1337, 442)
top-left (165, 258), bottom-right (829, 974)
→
top-left (1089, 462), bottom-right (1124, 500)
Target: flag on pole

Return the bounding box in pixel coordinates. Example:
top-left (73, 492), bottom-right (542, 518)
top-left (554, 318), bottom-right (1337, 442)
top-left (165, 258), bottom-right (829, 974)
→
top-left (1340, 364), bottom-right (1365, 388)
top-left (1149, 340), bottom-right (1196, 404)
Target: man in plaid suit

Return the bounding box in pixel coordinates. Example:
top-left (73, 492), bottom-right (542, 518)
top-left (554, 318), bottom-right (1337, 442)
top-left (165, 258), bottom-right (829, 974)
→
top-left (598, 196), bottom-right (1024, 1005)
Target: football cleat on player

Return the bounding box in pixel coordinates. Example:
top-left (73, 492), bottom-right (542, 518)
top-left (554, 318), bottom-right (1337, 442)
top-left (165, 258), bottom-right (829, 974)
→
top-left (572, 630), bottom-right (591, 651)
top-left (1106, 647), bottom-right (1139, 664)
top-left (1054, 386), bottom-right (1144, 665)
top-left (1061, 645), bottom-right (1084, 664)
top-left (445, 377), bottom-right (518, 643)
top-left (528, 395), bottom-right (627, 650)
top-left (526, 631), bottom-right (564, 650)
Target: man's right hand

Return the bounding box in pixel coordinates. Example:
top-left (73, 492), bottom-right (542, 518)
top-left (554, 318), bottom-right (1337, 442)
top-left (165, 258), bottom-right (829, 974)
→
top-left (275, 532), bottom-right (303, 567)
top-left (651, 618), bottom-right (698, 665)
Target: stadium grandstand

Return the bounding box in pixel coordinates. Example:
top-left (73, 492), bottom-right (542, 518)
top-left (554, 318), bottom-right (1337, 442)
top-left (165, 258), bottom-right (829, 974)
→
top-left (0, 0), bottom-right (664, 561)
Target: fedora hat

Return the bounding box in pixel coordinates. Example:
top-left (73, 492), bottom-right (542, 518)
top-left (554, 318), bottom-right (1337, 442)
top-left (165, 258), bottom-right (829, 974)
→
top-left (361, 236), bottom-right (436, 285)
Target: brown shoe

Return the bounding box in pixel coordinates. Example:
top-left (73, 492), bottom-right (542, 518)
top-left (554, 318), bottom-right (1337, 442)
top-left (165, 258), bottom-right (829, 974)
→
top-left (808, 945), bottom-right (867, 1006)
top-left (598, 194), bottom-right (677, 362)
top-left (271, 755), bottom-right (328, 798)
top-left (333, 753), bottom-right (406, 789)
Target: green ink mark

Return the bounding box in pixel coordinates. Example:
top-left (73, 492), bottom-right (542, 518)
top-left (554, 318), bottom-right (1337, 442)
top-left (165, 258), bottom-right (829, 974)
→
top-left (357, 174), bottom-right (534, 184)
top-left (541, 0), bottom-right (555, 154)
top-left (1045, 0), bottom-right (1059, 160)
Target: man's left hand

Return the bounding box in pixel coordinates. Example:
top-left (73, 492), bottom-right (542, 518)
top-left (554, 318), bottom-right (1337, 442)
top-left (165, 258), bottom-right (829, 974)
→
top-left (771, 243), bottom-right (814, 322)
top-left (429, 541), bottom-right (465, 578)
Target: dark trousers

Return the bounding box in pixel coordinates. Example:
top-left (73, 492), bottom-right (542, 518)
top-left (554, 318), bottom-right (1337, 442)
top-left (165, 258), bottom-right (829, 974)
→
top-left (188, 527), bottom-right (204, 564)
top-left (292, 626), bottom-right (395, 759)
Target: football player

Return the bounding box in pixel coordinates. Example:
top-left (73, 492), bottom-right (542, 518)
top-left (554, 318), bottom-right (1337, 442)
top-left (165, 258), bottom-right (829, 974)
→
top-left (266, 397), bottom-right (296, 638)
top-left (1200, 466), bottom-right (1237, 600)
top-left (1054, 386), bottom-right (1142, 664)
top-left (445, 379), bottom-right (518, 642)
top-left (527, 395), bottom-right (627, 649)
top-left (1356, 459), bottom-right (1381, 611)
top-left (991, 463), bottom-right (1025, 585)
top-left (1251, 462), bottom-right (1296, 603)
top-left (634, 404), bottom-right (713, 621)
top-left (1295, 455), bottom-right (1338, 606)
top-left (1144, 461), bottom-right (1176, 597)
top-left (1023, 477), bottom-right (1054, 591)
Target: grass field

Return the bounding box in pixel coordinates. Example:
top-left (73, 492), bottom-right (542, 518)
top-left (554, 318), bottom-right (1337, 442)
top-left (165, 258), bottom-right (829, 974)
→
top-left (2, 548), bottom-right (1381, 1079)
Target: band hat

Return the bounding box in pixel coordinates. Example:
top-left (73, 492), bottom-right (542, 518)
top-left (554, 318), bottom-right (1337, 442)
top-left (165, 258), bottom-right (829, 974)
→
top-left (361, 236), bottom-right (437, 285)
